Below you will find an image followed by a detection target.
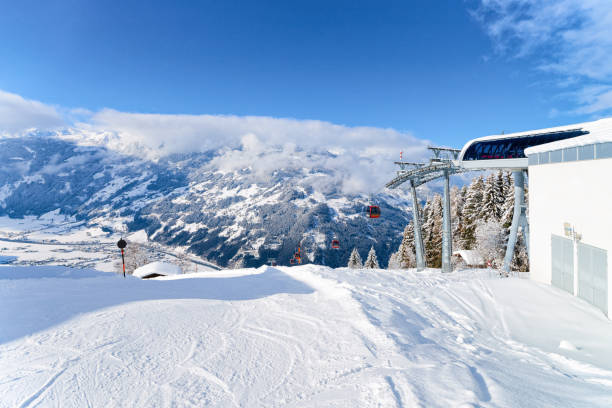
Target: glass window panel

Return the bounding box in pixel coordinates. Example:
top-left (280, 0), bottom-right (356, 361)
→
top-left (539, 152), bottom-right (549, 164)
top-left (596, 142), bottom-right (612, 159)
top-left (563, 147), bottom-right (577, 162)
top-left (579, 144), bottom-right (595, 160)
top-left (505, 142), bottom-right (515, 158)
top-left (550, 149), bottom-right (563, 163)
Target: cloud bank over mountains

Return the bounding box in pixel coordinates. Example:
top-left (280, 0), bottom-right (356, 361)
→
top-left (474, 0), bottom-right (612, 116)
top-left (0, 90), bottom-right (65, 136)
top-left (0, 89), bottom-right (429, 194)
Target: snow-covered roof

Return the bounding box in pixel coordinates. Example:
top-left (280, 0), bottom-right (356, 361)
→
top-left (524, 117), bottom-right (612, 155)
top-left (453, 250), bottom-right (485, 266)
top-left (132, 261), bottom-right (181, 278)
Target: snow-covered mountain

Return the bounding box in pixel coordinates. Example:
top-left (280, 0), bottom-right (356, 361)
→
top-left (0, 133), bottom-right (417, 267)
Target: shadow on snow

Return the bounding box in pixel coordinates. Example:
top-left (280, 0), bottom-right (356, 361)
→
top-left (0, 265), bottom-right (314, 344)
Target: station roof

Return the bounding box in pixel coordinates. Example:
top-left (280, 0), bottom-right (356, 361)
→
top-left (524, 117), bottom-right (612, 155)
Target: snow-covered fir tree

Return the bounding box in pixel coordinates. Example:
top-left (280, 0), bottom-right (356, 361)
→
top-left (511, 231), bottom-right (529, 272)
top-left (481, 172), bottom-right (504, 222)
top-left (387, 251), bottom-right (401, 269)
top-left (474, 219), bottom-right (506, 268)
top-left (364, 246), bottom-right (380, 269)
top-left (500, 172), bottom-right (515, 230)
top-left (392, 171), bottom-right (528, 272)
top-left (423, 194), bottom-right (443, 268)
top-left (451, 186), bottom-right (465, 232)
top-left (347, 247), bottom-right (363, 269)
top-left (460, 175), bottom-right (485, 250)
top-left (399, 222), bottom-right (416, 268)
top-left (452, 185), bottom-right (468, 250)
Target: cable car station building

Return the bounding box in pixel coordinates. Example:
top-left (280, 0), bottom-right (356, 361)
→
top-left (386, 117), bottom-right (612, 317)
top-left (525, 119), bottom-right (612, 316)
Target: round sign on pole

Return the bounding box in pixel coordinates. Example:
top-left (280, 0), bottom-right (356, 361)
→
top-left (117, 238), bottom-right (127, 249)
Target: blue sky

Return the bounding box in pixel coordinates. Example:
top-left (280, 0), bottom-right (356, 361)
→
top-left (1, 0), bottom-right (611, 148)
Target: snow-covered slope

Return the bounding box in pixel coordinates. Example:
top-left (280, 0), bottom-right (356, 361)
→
top-left (2, 265), bottom-right (611, 407)
top-left (0, 135), bottom-right (415, 268)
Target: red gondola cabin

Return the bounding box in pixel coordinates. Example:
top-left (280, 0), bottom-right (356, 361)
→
top-left (368, 206), bottom-right (381, 218)
top-left (331, 239), bottom-right (340, 249)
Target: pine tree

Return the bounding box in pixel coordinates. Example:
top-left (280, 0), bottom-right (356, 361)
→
top-left (450, 185), bottom-right (465, 232)
top-left (364, 246), bottom-right (380, 269)
top-left (496, 171), bottom-right (506, 207)
top-left (510, 231), bottom-right (530, 272)
top-left (503, 171), bottom-right (513, 197)
top-left (422, 194), bottom-right (443, 268)
top-left (460, 176), bottom-right (485, 250)
top-left (399, 222), bottom-right (416, 268)
top-left (387, 251), bottom-right (401, 269)
top-left (480, 172), bottom-right (504, 222)
top-left (347, 247), bottom-right (363, 269)
top-left (452, 185), bottom-right (468, 250)
top-left (501, 173), bottom-right (515, 230)
top-left (475, 219), bottom-right (506, 268)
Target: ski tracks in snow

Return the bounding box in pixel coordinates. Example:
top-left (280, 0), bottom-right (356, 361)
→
top-left (4, 266), bottom-right (612, 407)
top-left (302, 267), bottom-right (612, 407)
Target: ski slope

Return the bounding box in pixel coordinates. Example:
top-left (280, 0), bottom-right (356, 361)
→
top-left (2, 265), bottom-right (612, 407)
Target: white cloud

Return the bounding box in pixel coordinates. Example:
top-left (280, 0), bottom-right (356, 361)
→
top-left (0, 89), bottom-right (431, 195)
top-left (474, 0), bottom-right (612, 114)
top-left (84, 109), bottom-right (426, 158)
top-left (79, 109), bottom-right (430, 194)
top-left (573, 85), bottom-right (612, 115)
top-left (0, 90), bottom-right (65, 136)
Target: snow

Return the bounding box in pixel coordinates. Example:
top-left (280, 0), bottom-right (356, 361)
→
top-left (0, 184), bottom-right (12, 207)
top-left (0, 215), bottom-right (219, 273)
top-left (127, 229), bottom-right (148, 244)
top-left (132, 261), bottom-right (182, 278)
top-left (453, 250), bottom-right (485, 266)
top-left (2, 264), bottom-right (612, 406)
top-left (524, 117), bottom-right (612, 154)
top-left (559, 340), bottom-right (579, 351)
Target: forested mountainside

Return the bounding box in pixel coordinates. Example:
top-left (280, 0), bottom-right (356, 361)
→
top-left (0, 135), bottom-right (416, 267)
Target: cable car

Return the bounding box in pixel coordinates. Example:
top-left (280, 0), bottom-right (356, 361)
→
top-left (367, 205), bottom-right (381, 218)
top-left (331, 239), bottom-right (340, 249)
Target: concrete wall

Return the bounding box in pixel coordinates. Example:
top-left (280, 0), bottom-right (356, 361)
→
top-left (528, 158), bottom-right (612, 313)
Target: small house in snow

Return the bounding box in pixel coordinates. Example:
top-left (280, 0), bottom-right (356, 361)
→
top-left (133, 262), bottom-right (181, 279)
top-left (453, 250), bottom-right (485, 268)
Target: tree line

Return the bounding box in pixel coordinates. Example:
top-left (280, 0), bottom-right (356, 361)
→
top-left (387, 171), bottom-right (529, 271)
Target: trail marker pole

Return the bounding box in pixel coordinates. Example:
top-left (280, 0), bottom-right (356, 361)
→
top-left (117, 238), bottom-right (127, 278)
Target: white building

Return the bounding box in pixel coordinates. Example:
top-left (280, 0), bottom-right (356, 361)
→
top-left (525, 118), bottom-right (612, 316)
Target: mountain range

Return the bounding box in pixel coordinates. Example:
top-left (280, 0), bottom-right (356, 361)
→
top-left (0, 132), bottom-right (422, 268)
